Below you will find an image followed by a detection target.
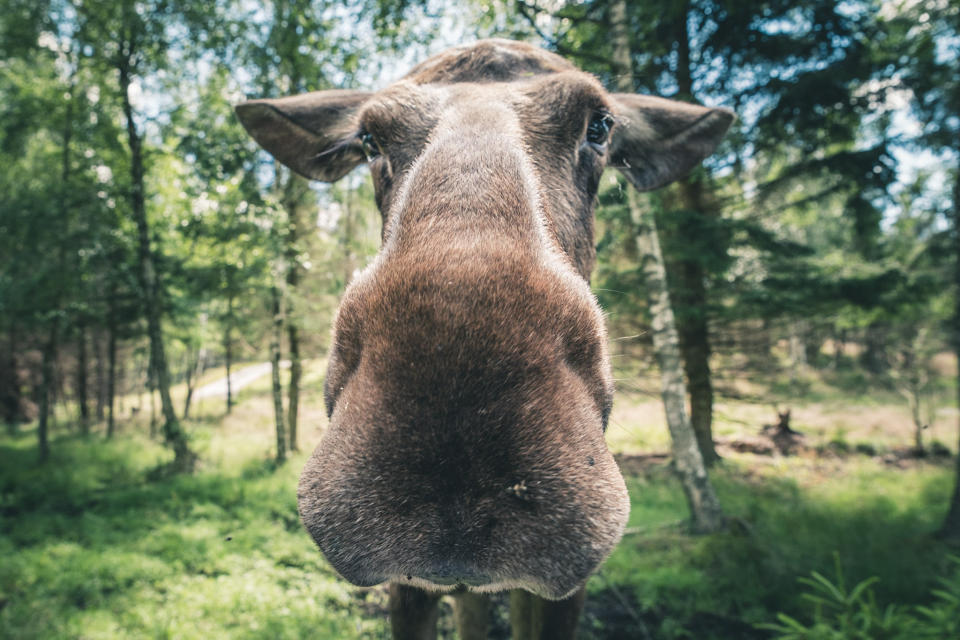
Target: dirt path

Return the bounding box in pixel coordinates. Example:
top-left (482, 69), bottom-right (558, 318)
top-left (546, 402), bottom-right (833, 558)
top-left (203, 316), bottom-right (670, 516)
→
top-left (194, 361), bottom-right (289, 400)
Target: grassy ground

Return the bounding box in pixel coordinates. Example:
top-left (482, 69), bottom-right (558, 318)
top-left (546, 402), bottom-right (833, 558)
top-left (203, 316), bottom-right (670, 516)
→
top-left (1, 361), bottom-right (958, 639)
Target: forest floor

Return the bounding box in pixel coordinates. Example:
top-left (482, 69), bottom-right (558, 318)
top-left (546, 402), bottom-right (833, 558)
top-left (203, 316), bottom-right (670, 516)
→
top-left (1, 359), bottom-right (959, 639)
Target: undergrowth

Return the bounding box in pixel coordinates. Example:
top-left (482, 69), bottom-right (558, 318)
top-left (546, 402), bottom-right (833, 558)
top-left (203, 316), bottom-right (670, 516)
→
top-left (760, 554), bottom-right (960, 639)
top-left (1, 398), bottom-right (957, 639)
top-left (0, 431), bottom-right (388, 639)
top-left (587, 457), bottom-right (955, 639)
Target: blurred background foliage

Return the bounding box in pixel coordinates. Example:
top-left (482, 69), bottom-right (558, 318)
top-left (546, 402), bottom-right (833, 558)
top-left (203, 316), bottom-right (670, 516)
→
top-left (1, 0), bottom-right (959, 638)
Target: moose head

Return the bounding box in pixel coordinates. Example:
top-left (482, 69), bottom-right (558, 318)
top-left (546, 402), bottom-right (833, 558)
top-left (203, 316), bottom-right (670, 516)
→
top-left (237, 39), bottom-right (732, 640)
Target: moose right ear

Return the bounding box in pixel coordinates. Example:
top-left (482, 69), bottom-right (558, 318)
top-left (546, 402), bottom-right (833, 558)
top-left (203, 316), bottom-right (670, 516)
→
top-left (235, 89), bottom-right (372, 182)
top-left (608, 94), bottom-right (734, 192)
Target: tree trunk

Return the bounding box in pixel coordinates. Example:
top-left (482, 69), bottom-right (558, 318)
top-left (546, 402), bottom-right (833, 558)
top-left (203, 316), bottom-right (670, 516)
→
top-left (938, 161), bottom-right (960, 540)
top-left (224, 289), bottom-right (234, 414)
top-left (860, 323), bottom-right (888, 374)
top-left (182, 349), bottom-right (194, 420)
top-left (911, 394), bottom-right (924, 453)
top-left (117, 345), bottom-right (126, 416)
top-left (789, 320), bottom-right (807, 380)
top-left (284, 173), bottom-right (309, 453)
top-left (670, 179), bottom-right (719, 465)
top-left (77, 320), bottom-right (90, 435)
top-left (53, 353), bottom-right (67, 429)
top-left (670, 1), bottom-right (719, 466)
top-left (611, 0), bottom-right (724, 533)
top-left (678, 303), bottom-right (717, 466)
top-left (2, 325), bottom-right (24, 430)
top-left (631, 190), bottom-right (725, 532)
top-left (95, 328), bottom-right (106, 421)
top-left (182, 346), bottom-right (204, 420)
top-left (148, 363), bottom-right (157, 439)
top-left (119, 54), bottom-right (192, 470)
top-left (270, 285), bottom-right (287, 464)
top-left (287, 322), bottom-right (301, 452)
top-left (106, 284), bottom-right (117, 438)
top-left (37, 323), bottom-right (58, 462)
top-left (41, 63), bottom-right (72, 454)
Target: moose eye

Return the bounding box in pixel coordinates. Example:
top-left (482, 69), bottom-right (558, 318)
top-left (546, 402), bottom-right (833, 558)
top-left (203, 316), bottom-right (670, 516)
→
top-left (585, 112), bottom-right (614, 149)
top-left (359, 130), bottom-right (381, 160)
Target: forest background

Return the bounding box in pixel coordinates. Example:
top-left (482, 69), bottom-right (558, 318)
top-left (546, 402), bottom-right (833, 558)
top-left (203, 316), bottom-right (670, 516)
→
top-left (2, 0), bottom-right (960, 638)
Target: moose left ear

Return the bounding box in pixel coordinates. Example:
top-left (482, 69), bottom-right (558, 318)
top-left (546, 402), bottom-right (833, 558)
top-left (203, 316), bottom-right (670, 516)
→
top-left (235, 89), bottom-right (372, 182)
top-left (608, 94), bottom-right (734, 192)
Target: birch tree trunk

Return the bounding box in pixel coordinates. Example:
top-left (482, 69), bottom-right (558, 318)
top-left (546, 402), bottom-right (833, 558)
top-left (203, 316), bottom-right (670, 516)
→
top-left (629, 189), bottom-right (725, 532)
top-left (611, 0), bottom-right (724, 533)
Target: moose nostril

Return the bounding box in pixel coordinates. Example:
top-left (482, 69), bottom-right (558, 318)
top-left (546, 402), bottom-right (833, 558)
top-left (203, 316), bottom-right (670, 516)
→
top-left (416, 564), bottom-right (491, 587)
top-left (421, 572), bottom-right (491, 587)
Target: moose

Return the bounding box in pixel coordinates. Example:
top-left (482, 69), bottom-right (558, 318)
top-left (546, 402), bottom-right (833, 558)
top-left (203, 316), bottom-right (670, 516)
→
top-left (236, 39), bottom-right (732, 640)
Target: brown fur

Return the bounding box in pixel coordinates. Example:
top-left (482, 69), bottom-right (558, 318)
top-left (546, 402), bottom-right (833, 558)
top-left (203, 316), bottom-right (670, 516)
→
top-left (235, 38), bottom-right (733, 636)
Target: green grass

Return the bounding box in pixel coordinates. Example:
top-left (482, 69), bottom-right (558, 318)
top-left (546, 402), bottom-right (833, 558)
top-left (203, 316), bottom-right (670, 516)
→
top-left (0, 430), bottom-right (389, 639)
top-left (2, 377), bottom-right (958, 639)
top-left (588, 456), bottom-right (956, 639)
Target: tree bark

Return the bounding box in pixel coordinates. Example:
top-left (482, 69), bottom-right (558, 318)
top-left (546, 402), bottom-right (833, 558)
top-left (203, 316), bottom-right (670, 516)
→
top-left (106, 283), bottom-right (117, 438)
top-left (182, 345), bottom-right (204, 420)
top-left (287, 322), bottom-right (301, 452)
top-left (789, 320), bottom-right (808, 382)
top-left (631, 190), bottom-right (725, 532)
top-left (224, 289), bottom-right (234, 414)
top-left (117, 345), bottom-right (126, 416)
top-left (38, 58), bottom-right (76, 457)
top-left (182, 349), bottom-right (194, 420)
top-left (938, 160), bottom-right (960, 539)
top-left (860, 323), bottom-right (889, 374)
top-left (148, 363), bottom-right (157, 439)
top-left (95, 328), bottom-right (106, 421)
top-left (676, 280), bottom-right (717, 465)
top-left (670, 0), bottom-right (719, 466)
top-left (2, 325), bottom-right (23, 429)
top-left (611, 0), bottom-right (724, 533)
top-left (119, 50), bottom-right (192, 470)
top-left (37, 323), bottom-right (58, 462)
top-left (77, 320), bottom-right (90, 435)
top-left (668, 181), bottom-right (719, 465)
top-left (270, 285), bottom-right (287, 463)
top-left (284, 173), bottom-right (309, 453)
